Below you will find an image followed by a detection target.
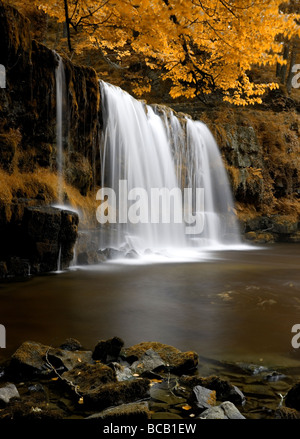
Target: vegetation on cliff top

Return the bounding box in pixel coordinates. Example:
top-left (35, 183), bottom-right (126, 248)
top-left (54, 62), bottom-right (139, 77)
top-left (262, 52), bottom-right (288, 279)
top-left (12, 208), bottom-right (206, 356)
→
top-left (7, 0), bottom-right (300, 106)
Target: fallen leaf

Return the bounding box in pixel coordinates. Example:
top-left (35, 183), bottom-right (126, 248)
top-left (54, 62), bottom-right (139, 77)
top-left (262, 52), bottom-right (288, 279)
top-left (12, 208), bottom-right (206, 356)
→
top-left (182, 404), bottom-right (192, 411)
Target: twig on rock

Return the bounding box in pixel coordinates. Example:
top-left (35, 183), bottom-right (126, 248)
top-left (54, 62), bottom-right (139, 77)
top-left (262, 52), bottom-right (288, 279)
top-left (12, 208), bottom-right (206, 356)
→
top-left (45, 348), bottom-right (81, 397)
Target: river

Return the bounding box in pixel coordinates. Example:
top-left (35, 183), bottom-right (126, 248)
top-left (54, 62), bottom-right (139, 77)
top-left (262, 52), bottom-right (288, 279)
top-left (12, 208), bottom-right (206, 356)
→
top-left (1, 243), bottom-right (300, 369)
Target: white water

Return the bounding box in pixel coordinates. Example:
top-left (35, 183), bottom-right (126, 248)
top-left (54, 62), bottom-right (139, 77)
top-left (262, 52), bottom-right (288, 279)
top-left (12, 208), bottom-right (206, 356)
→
top-left (55, 55), bottom-right (66, 205)
top-left (99, 81), bottom-right (241, 259)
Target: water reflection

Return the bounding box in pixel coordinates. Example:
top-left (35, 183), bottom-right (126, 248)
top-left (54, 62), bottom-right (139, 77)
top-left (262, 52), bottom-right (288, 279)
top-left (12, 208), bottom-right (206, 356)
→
top-left (0, 244), bottom-right (300, 368)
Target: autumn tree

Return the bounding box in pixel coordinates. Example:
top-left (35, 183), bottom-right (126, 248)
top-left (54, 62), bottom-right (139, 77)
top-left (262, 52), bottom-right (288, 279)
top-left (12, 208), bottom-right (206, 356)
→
top-left (276, 0), bottom-right (300, 93)
top-left (8, 0), bottom-right (300, 105)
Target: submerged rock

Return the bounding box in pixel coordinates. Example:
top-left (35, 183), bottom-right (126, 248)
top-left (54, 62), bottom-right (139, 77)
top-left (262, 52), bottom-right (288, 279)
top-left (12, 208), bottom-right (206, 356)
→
top-left (0, 383), bottom-right (20, 405)
top-left (150, 382), bottom-right (186, 406)
top-left (198, 401), bottom-right (246, 419)
top-left (235, 362), bottom-right (268, 376)
top-left (86, 401), bottom-right (151, 420)
top-left (122, 342), bottom-right (198, 375)
top-left (180, 376), bottom-right (246, 406)
top-left (275, 407), bottom-right (300, 419)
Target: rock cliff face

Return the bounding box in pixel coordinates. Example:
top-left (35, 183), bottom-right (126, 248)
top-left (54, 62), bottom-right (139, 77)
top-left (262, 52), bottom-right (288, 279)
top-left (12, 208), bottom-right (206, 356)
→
top-left (0, 1), bottom-right (100, 277)
top-left (0, 1), bottom-right (101, 191)
top-left (0, 1), bottom-right (299, 278)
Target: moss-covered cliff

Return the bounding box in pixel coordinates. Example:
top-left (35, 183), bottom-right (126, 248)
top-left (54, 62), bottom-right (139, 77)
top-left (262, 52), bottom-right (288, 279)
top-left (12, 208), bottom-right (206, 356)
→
top-left (0, 1), bottom-right (299, 278)
top-left (0, 1), bottom-right (100, 276)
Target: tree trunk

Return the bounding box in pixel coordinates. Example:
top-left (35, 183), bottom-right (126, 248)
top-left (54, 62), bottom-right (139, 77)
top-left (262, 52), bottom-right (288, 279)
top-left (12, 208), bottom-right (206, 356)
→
top-left (64, 0), bottom-right (72, 53)
top-left (287, 37), bottom-right (299, 94)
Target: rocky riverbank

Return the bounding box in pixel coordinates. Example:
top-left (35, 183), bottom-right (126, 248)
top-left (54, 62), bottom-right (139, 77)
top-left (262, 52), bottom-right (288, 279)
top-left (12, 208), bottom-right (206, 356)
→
top-left (1, 337), bottom-right (300, 420)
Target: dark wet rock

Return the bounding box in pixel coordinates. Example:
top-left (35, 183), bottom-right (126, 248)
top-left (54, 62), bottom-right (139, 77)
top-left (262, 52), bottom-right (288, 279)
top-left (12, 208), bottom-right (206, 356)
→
top-left (28, 383), bottom-right (44, 393)
top-left (131, 349), bottom-right (165, 375)
top-left (152, 412), bottom-right (183, 419)
top-left (6, 257), bottom-right (30, 278)
top-left (59, 338), bottom-right (83, 352)
top-left (236, 362), bottom-right (268, 376)
top-left (263, 371), bottom-right (286, 382)
top-left (271, 217), bottom-right (298, 235)
top-left (62, 362), bottom-right (117, 393)
top-left (23, 206), bottom-right (79, 272)
top-left (275, 407), bottom-right (300, 419)
top-left (85, 379), bottom-right (150, 409)
top-left (149, 401), bottom-right (170, 412)
top-left (98, 248), bottom-right (126, 260)
top-left (0, 365), bottom-right (5, 380)
top-left (180, 376), bottom-right (246, 405)
top-left (0, 400), bottom-right (65, 420)
top-left (0, 205), bottom-right (79, 278)
top-left (10, 341), bottom-right (51, 377)
top-left (0, 383), bottom-right (20, 405)
top-left (110, 363), bottom-right (134, 382)
top-left (92, 337), bottom-right (124, 363)
top-left (285, 382), bottom-right (300, 411)
top-left (0, 1), bottom-right (102, 278)
top-left (245, 231), bottom-right (275, 244)
top-left (27, 383), bottom-right (47, 402)
top-left (62, 364), bottom-right (150, 409)
top-left (125, 250), bottom-right (139, 259)
top-left (188, 385), bottom-right (216, 410)
top-left (287, 232), bottom-right (300, 243)
top-left (77, 252), bottom-right (92, 265)
top-left (59, 210), bottom-right (80, 266)
top-left (47, 347), bottom-right (93, 372)
top-left (0, 261), bottom-right (7, 278)
top-left (198, 401), bottom-right (246, 419)
top-left (76, 230), bottom-right (106, 265)
top-left (150, 383), bottom-right (185, 406)
top-left (9, 341), bottom-right (92, 377)
top-left (86, 401), bottom-right (151, 420)
top-left (122, 342), bottom-right (198, 375)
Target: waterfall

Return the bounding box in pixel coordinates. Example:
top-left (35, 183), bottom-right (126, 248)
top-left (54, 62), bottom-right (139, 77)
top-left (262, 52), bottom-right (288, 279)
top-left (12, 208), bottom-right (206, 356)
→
top-left (57, 245), bottom-right (62, 272)
top-left (55, 55), bottom-right (66, 205)
top-left (99, 81), bottom-right (241, 259)
top-left (54, 55), bottom-right (67, 272)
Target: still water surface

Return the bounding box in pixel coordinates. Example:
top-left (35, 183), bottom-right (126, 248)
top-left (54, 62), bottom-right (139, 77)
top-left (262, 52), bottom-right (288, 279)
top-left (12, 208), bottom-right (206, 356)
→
top-left (1, 243), bottom-right (300, 368)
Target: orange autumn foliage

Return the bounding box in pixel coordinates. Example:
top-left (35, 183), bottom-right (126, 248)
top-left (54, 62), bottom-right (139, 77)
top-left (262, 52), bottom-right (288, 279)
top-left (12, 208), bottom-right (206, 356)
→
top-left (7, 0), bottom-right (300, 105)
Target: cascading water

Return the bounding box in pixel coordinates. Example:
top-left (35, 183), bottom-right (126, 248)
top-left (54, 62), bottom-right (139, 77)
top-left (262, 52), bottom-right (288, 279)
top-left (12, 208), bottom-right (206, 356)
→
top-left (54, 55), bottom-right (68, 272)
top-left (99, 81), bottom-right (241, 259)
top-left (55, 55), bottom-right (66, 205)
